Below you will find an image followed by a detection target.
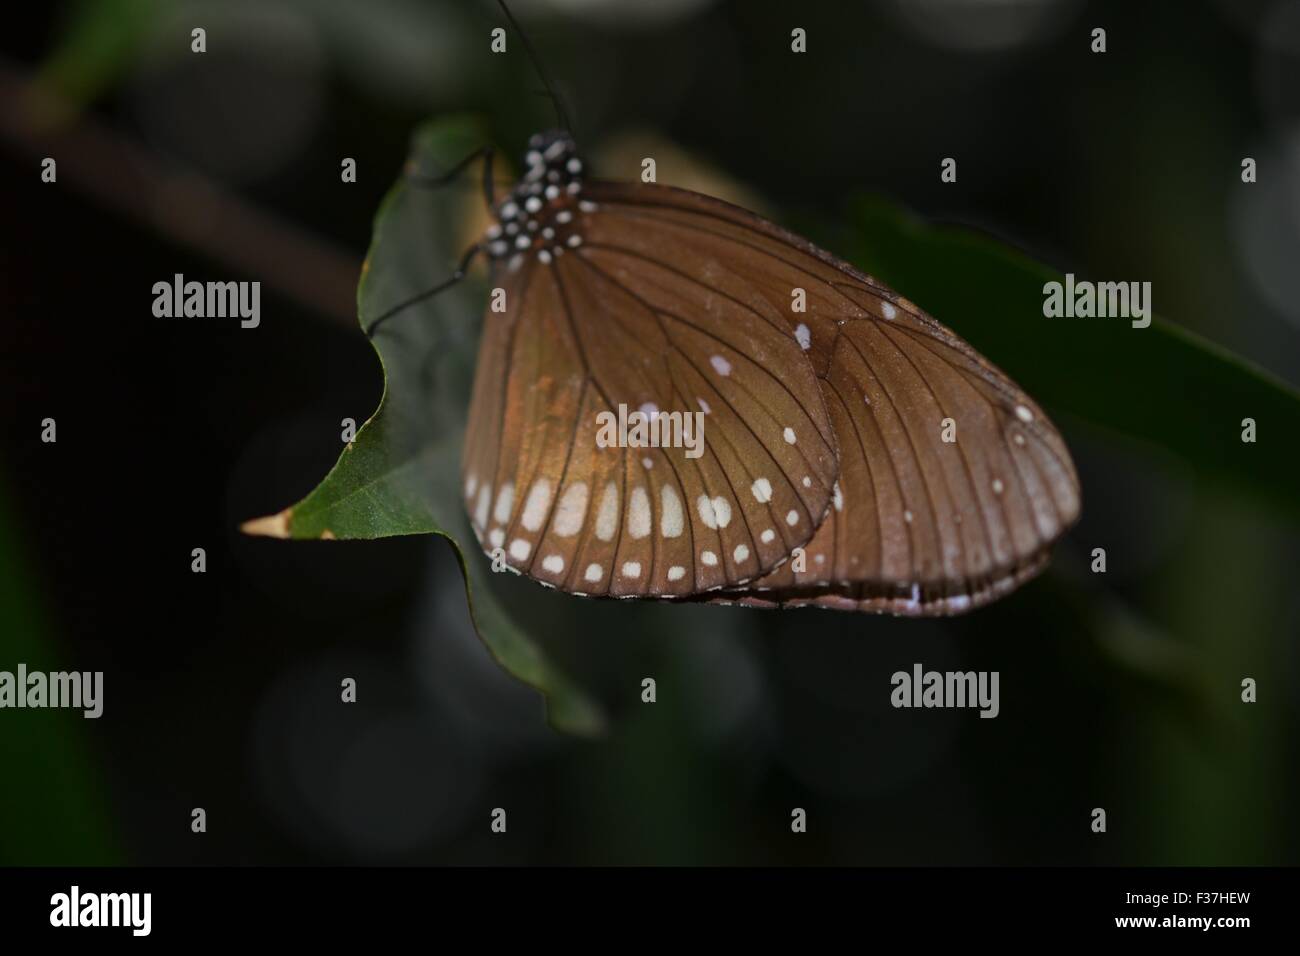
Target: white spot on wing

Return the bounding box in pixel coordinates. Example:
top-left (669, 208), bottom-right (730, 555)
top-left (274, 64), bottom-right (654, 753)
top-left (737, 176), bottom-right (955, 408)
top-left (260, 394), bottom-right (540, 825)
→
top-left (667, 565), bottom-right (685, 582)
top-left (553, 482), bottom-right (589, 537)
top-left (595, 482), bottom-right (619, 541)
top-left (493, 482), bottom-right (515, 524)
top-left (661, 485), bottom-right (684, 538)
top-left (541, 554), bottom-right (564, 574)
top-left (783, 427), bottom-right (796, 444)
top-left (701, 550), bottom-right (718, 566)
top-left (709, 355), bottom-right (732, 376)
top-left (733, 544), bottom-right (749, 563)
top-left (521, 479), bottom-right (553, 532)
top-left (751, 477), bottom-right (772, 503)
top-left (697, 494), bottom-right (717, 529)
top-left (584, 563), bottom-right (603, 583)
top-left (711, 496), bottom-right (732, 528)
top-left (621, 561), bottom-right (642, 579)
top-left (509, 538), bottom-right (531, 561)
top-left (628, 486), bottom-right (651, 539)
top-left (795, 323), bottom-right (811, 350)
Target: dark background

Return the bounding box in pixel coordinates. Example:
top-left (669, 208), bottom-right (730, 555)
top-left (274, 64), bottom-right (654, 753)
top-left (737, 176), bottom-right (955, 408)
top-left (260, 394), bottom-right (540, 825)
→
top-left (1, 0), bottom-right (1298, 865)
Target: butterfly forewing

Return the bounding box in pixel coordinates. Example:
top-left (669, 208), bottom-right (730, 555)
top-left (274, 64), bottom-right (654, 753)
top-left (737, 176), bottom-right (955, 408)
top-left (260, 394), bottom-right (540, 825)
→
top-left (461, 173), bottom-right (838, 598)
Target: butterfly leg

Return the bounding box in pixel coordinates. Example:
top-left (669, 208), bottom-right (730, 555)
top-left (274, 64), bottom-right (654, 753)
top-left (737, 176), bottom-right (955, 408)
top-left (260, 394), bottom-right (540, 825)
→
top-left (404, 146), bottom-right (496, 209)
top-left (364, 243), bottom-right (485, 338)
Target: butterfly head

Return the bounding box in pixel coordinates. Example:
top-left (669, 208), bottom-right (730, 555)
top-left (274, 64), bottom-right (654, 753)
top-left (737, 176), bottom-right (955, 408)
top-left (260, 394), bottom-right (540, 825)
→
top-left (484, 131), bottom-right (590, 268)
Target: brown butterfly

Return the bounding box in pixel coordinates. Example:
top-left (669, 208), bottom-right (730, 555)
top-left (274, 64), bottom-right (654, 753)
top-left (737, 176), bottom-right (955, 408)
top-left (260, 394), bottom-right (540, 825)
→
top-left (451, 131), bottom-right (1080, 616)
top-left (362, 0), bottom-right (1079, 615)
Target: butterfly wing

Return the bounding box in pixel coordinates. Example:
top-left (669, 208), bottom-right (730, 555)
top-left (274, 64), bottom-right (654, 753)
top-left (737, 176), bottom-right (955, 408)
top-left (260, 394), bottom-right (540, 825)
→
top-left (580, 181), bottom-right (1080, 614)
top-left (461, 192), bottom-right (840, 597)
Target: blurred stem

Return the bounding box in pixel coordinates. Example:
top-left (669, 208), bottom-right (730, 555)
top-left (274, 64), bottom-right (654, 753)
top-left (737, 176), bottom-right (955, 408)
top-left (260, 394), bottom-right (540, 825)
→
top-left (0, 58), bottom-right (360, 328)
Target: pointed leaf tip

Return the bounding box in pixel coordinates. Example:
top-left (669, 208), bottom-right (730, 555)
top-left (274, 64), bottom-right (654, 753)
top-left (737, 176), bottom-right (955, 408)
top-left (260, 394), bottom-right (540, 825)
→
top-left (240, 509), bottom-right (292, 539)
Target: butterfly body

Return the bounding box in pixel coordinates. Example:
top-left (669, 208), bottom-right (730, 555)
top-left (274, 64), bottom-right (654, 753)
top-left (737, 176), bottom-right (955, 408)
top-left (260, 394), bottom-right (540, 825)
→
top-left (461, 132), bottom-right (1080, 615)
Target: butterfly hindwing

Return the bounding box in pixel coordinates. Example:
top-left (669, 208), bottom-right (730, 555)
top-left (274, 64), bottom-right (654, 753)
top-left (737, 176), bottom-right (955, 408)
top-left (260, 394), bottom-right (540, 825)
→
top-left (583, 181), bottom-right (1081, 614)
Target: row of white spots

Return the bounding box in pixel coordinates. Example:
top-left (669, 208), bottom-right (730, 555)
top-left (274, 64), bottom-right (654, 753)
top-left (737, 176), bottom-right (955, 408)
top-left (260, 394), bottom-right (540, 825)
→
top-left (475, 470), bottom-right (830, 583)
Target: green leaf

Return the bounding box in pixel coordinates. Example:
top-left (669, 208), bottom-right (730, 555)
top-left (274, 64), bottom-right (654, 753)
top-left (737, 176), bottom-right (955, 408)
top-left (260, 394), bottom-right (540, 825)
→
top-left (244, 117), bottom-right (606, 737)
top-left (846, 196), bottom-right (1300, 521)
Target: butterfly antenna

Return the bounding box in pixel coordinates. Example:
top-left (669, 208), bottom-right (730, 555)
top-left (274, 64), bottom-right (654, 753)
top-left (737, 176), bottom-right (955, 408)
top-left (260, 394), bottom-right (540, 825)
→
top-left (365, 244), bottom-right (484, 338)
top-left (495, 0), bottom-right (571, 132)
